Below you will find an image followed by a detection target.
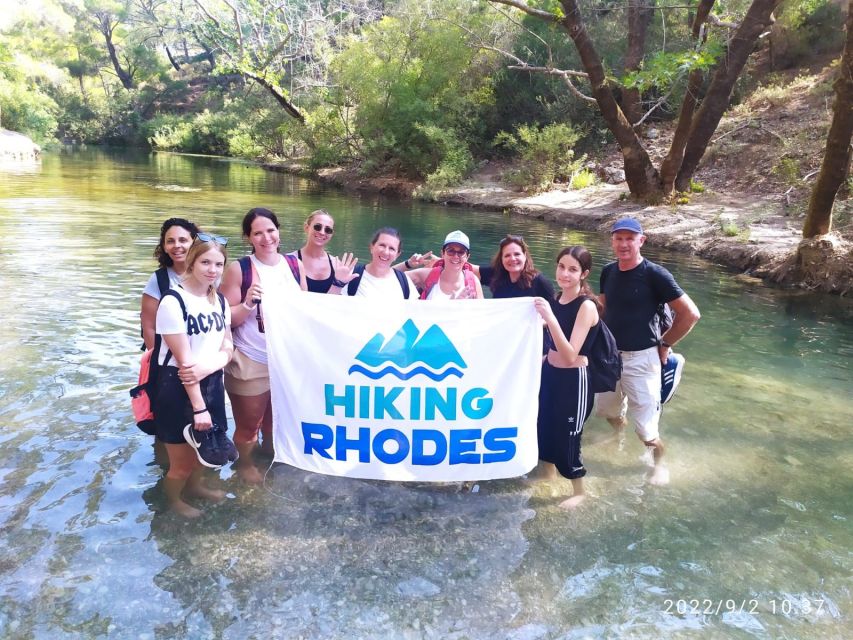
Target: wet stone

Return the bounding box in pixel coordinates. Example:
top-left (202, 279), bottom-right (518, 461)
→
top-left (395, 577), bottom-right (441, 598)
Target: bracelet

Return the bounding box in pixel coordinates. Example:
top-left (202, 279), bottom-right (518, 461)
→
top-left (331, 278), bottom-right (347, 288)
top-left (193, 407), bottom-right (208, 415)
top-left (404, 259), bottom-right (411, 270)
top-left (660, 340), bottom-right (672, 348)
top-left (242, 301), bottom-right (256, 311)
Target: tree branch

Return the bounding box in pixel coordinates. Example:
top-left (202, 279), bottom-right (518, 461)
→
top-left (488, 0), bottom-right (563, 23)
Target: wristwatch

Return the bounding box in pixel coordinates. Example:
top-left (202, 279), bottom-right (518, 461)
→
top-left (660, 340), bottom-right (672, 348)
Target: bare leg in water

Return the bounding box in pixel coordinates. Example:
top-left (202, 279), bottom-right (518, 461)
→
top-left (230, 390), bottom-right (270, 485)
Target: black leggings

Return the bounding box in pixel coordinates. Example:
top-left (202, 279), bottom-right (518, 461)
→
top-left (537, 361), bottom-right (594, 479)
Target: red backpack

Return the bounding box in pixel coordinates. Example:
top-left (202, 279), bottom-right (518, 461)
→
top-left (419, 260), bottom-right (478, 300)
top-left (129, 289), bottom-right (187, 435)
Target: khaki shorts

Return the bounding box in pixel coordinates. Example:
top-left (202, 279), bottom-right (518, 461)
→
top-left (224, 348), bottom-right (270, 396)
top-left (595, 346), bottom-right (662, 442)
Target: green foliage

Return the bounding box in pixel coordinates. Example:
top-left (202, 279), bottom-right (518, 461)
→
top-left (330, 2), bottom-right (499, 177)
top-left (623, 40), bottom-right (724, 92)
top-left (689, 180), bottom-right (705, 194)
top-left (721, 221), bottom-right (740, 237)
top-left (772, 0), bottom-right (845, 68)
top-left (146, 110), bottom-right (239, 155)
top-left (0, 77), bottom-right (59, 144)
top-left (570, 168), bottom-right (597, 190)
top-left (418, 124), bottom-right (474, 190)
top-left (773, 157), bottom-right (801, 186)
top-left (302, 105), bottom-right (352, 169)
top-left (494, 122), bottom-right (584, 192)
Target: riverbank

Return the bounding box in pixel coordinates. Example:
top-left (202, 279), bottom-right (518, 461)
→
top-left (262, 159), bottom-right (853, 296)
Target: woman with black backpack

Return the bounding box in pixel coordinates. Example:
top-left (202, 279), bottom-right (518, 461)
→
top-left (533, 245), bottom-right (602, 509)
top-left (140, 218), bottom-right (199, 350)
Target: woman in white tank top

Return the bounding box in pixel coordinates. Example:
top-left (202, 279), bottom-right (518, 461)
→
top-left (220, 208), bottom-right (307, 484)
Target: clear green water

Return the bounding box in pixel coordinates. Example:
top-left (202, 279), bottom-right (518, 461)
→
top-left (0, 149), bottom-right (850, 639)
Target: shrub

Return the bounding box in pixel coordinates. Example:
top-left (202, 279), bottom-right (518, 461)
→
top-left (417, 124), bottom-right (473, 190)
top-left (770, 0), bottom-right (845, 69)
top-left (146, 110), bottom-right (238, 155)
top-left (0, 77), bottom-right (59, 145)
top-left (571, 168), bottom-right (597, 190)
top-left (774, 157), bottom-right (801, 186)
top-left (495, 123), bottom-right (585, 193)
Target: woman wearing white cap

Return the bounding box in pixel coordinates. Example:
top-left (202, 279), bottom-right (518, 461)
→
top-left (404, 230), bottom-right (484, 300)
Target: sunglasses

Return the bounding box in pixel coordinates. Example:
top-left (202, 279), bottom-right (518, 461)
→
top-left (312, 223), bottom-right (334, 235)
top-left (197, 232), bottom-right (228, 246)
top-left (444, 246), bottom-right (468, 257)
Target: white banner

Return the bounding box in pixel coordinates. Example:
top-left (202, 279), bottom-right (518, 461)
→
top-left (264, 287), bottom-right (542, 481)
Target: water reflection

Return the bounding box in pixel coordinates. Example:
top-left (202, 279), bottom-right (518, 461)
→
top-left (0, 149), bottom-right (850, 638)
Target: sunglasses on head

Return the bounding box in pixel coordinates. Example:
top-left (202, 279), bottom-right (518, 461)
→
top-left (312, 223), bottom-right (334, 235)
top-left (197, 232), bottom-right (228, 246)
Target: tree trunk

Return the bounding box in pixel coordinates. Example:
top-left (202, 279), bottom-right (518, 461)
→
top-left (803, 0), bottom-right (853, 238)
top-left (243, 72), bottom-right (305, 123)
top-left (622, 0), bottom-right (655, 125)
top-left (164, 44), bottom-right (181, 72)
top-left (674, 0), bottom-right (783, 191)
top-left (659, 0), bottom-right (715, 194)
top-left (97, 14), bottom-right (135, 90)
top-left (558, 0), bottom-right (661, 200)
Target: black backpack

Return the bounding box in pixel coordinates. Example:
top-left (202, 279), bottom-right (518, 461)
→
top-left (586, 319), bottom-right (622, 394)
top-left (346, 264), bottom-right (411, 298)
top-left (140, 268), bottom-right (171, 350)
top-left (129, 288), bottom-right (225, 434)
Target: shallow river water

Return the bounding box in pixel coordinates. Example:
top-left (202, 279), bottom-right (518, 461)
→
top-left (0, 149), bottom-right (851, 639)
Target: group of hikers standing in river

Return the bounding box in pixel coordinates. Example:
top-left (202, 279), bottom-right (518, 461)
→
top-left (138, 207), bottom-right (700, 517)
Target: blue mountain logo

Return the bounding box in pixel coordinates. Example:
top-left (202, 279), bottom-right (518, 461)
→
top-left (348, 319), bottom-right (467, 381)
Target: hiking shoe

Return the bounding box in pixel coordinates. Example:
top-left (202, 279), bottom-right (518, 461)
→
top-left (214, 426), bottom-right (239, 463)
top-left (183, 424), bottom-right (228, 469)
top-left (660, 352), bottom-right (685, 405)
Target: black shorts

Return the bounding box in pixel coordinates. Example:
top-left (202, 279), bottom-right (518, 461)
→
top-left (537, 361), bottom-right (594, 480)
top-left (153, 367), bottom-right (227, 445)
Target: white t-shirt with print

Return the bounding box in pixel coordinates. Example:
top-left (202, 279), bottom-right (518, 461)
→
top-left (343, 269), bottom-right (415, 300)
top-left (155, 287), bottom-right (231, 366)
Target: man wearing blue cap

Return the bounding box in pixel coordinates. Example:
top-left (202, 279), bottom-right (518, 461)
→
top-left (597, 218), bottom-right (701, 485)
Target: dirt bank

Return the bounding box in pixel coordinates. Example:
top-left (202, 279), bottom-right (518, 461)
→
top-left (263, 160), bottom-right (852, 296)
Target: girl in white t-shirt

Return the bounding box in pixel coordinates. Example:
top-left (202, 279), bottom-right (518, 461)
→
top-left (155, 236), bottom-right (233, 518)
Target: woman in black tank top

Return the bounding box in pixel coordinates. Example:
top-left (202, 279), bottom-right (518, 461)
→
top-left (532, 245), bottom-right (602, 509)
top-left (296, 209), bottom-right (337, 293)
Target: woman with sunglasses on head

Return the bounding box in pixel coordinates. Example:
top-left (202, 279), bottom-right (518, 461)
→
top-left (141, 217), bottom-right (200, 350)
top-left (475, 235), bottom-right (555, 300)
top-left (403, 230), bottom-right (484, 300)
top-left (155, 235), bottom-right (233, 518)
top-left (532, 246), bottom-right (601, 509)
top-left (220, 207), bottom-right (308, 483)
